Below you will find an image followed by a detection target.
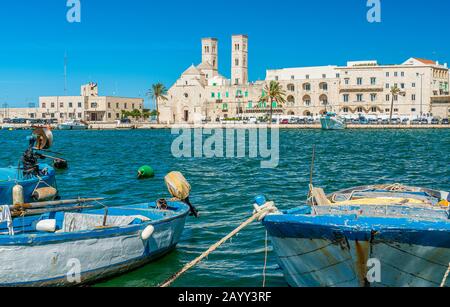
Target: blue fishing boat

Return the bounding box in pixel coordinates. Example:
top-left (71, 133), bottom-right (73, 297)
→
top-left (320, 112), bottom-right (346, 130)
top-left (0, 200), bottom-right (190, 286)
top-left (261, 184), bottom-right (450, 287)
top-left (0, 171), bottom-right (198, 287)
top-left (1, 128), bottom-right (60, 206)
top-left (0, 164), bottom-right (57, 205)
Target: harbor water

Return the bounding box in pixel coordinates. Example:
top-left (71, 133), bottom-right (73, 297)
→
top-left (1, 129), bottom-right (449, 287)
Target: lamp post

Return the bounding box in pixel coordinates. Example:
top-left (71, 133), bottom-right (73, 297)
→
top-left (417, 73), bottom-right (424, 119)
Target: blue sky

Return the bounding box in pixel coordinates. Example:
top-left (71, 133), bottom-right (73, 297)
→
top-left (0, 0), bottom-right (449, 108)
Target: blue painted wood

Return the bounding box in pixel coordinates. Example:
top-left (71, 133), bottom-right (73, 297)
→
top-left (262, 186), bottom-right (450, 287)
top-left (0, 164), bottom-right (56, 205)
top-left (0, 201), bottom-right (190, 286)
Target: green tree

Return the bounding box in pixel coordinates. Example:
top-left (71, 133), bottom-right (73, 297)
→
top-left (259, 81), bottom-right (287, 122)
top-left (142, 109), bottom-right (151, 119)
top-left (130, 109), bottom-right (142, 119)
top-left (389, 85), bottom-right (401, 122)
top-left (148, 83), bottom-right (168, 124)
top-left (121, 110), bottom-right (131, 119)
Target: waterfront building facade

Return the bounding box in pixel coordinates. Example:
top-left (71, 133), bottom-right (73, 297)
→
top-left (160, 36), bottom-right (450, 124)
top-left (1, 83), bottom-right (144, 123)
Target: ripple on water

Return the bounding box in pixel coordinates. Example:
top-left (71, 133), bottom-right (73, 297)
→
top-left (0, 129), bottom-right (448, 287)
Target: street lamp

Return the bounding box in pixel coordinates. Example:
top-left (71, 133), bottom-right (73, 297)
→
top-left (417, 73), bottom-right (424, 118)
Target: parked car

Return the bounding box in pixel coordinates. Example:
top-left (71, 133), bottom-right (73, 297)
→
top-left (431, 118), bottom-right (440, 125)
top-left (411, 119), bottom-right (421, 125)
top-left (120, 118), bottom-right (132, 124)
top-left (280, 119), bottom-right (289, 125)
top-left (402, 118), bottom-right (409, 125)
top-left (442, 118), bottom-right (449, 125)
top-left (390, 118), bottom-right (401, 125)
top-left (421, 118), bottom-right (429, 125)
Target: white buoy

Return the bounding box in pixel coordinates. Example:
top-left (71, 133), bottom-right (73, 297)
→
top-left (141, 225), bottom-right (155, 241)
top-left (12, 184), bottom-right (24, 206)
top-left (36, 219), bottom-right (57, 233)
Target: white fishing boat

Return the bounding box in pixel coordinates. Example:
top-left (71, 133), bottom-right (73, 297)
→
top-left (58, 120), bottom-right (88, 130)
top-left (320, 112), bottom-right (346, 130)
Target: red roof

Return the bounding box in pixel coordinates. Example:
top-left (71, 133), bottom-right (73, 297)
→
top-left (413, 58), bottom-right (436, 65)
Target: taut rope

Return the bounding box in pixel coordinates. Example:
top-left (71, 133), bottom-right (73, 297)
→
top-left (441, 263), bottom-right (450, 287)
top-left (159, 202), bottom-right (279, 288)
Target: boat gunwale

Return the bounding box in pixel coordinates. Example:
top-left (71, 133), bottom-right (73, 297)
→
top-left (0, 202), bottom-right (190, 246)
top-left (0, 163), bottom-right (55, 184)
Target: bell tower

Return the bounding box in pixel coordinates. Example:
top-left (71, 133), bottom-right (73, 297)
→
top-left (201, 38), bottom-right (218, 71)
top-left (231, 35), bottom-right (248, 85)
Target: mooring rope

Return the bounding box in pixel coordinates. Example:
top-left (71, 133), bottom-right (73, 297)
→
top-left (441, 263), bottom-right (450, 287)
top-left (262, 230), bottom-right (269, 287)
top-left (159, 202), bottom-right (279, 288)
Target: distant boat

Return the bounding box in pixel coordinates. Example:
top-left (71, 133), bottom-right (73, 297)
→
top-left (262, 184), bottom-right (450, 287)
top-left (0, 200), bottom-right (190, 286)
top-left (320, 113), bottom-right (346, 130)
top-left (58, 120), bottom-right (88, 130)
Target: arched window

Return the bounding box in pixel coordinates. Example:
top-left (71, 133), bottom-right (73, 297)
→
top-left (287, 84), bottom-right (295, 92)
top-left (319, 82), bottom-right (328, 91)
top-left (303, 83), bottom-right (311, 91)
top-left (303, 95), bottom-right (311, 106)
top-left (287, 95), bottom-right (295, 106)
top-left (319, 94), bottom-right (328, 106)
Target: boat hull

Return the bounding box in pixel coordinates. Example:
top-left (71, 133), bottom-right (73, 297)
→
top-left (0, 205), bottom-right (189, 287)
top-left (320, 117), bottom-right (346, 130)
top-left (264, 211), bottom-right (450, 287)
top-left (58, 124), bottom-right (88, 130)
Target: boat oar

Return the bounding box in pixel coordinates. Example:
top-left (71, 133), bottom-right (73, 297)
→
top-left (11, 204), bottom-right (102, 218)
top-left (9, 198), bottom-right (104, 211)
top-left (37, 153), bottom-right (69, 170)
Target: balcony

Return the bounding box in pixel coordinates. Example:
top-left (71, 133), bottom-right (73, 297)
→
top-left (340, 84), bottom-right (384, 93)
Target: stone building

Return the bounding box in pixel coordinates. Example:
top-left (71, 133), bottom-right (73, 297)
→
top-left (160, 35), bottom-right (449, 124)
top-left (1, 83), bottom-right (144, 123)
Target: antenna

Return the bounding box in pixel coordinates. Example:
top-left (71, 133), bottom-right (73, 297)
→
top-left (64, 52), bottom-right (68, 95)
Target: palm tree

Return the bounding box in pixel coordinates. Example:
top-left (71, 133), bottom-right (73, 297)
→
top-left (148, 83), bottom-right (168, 124)
top-left (389, 85), bottom-right (401, 122)
top-left (259, 81), bottom-right (287, 123)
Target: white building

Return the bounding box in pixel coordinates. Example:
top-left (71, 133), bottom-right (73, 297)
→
top-left (1, 83), bottom-right (144, 123)
top-left (160, 35), bottom-right (450, 124)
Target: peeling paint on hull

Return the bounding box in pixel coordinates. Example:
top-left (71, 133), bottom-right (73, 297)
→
top-left (0, 205), bottom-right (189, 287)
top-left (264, 210), bottom-right (450, 287)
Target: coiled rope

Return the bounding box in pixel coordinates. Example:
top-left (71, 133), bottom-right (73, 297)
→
top-left (160, 202), bottom-right (279, 288)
